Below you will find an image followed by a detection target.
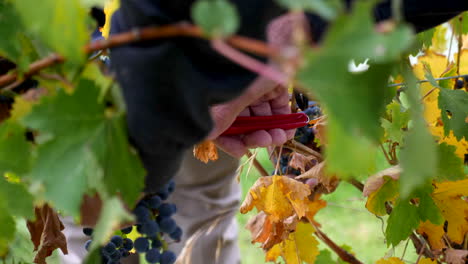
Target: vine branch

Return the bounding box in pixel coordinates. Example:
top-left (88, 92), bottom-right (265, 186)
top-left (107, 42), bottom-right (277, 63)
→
top-left (0, 23), bottom-right (275, 88)
top-left (313, 225), bottom-right (364, 264)
top-left (245, 150), bottom-right (269, 176)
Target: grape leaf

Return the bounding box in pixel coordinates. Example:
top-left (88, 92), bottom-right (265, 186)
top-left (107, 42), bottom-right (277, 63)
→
top-left (0, 2), bottom-right (38, 70)
top-left (13, 0), bottom-right (88, 63)
top-left (385, 186), bottom-right (443, 246)
top-left (446, 249), bottom-right (468, 264)
top-left (315, 250), bottom-right (336, 264)
top-left (438, 87), bottom-right (468, 141)
top-left (22, 79), bottom-right (145, 216)
top-left (381, 101), bottom-right (410, 143)
top-left (415, 28), bottom-right (436, 51)
top-left (0, 177), bottom-right (34, 219)
top-left (0, 121), bottom-right (33, 176)
top-left (417, 221), bottom-right (445, 250)
top-left (192, 0), bottom-right (239, 37)
top-left (0, 200), bottom-right (16, 257)
top-left (297, 0), bottom-right (413, 137)
top-left (4, 219), bottom-right (36, 263)
top-left (435, 143), bottom-right (465, 182)
top-left (240, 176), bottom-right (321, 222)
top-left (432, 179), bottom-right (468, 244)
top-left (26, 204), bottom-right (68, 264)
top-left (365, 176), bottom-right (399, 216)
top-left (376, 257), bottom-right (405, 264)
top-left (325, 116), bottom-right (378, 178)
top-left (265, 222), bottom-right (319, 264)
top-left (385, 198), bottom-right (420, 246)
top-left (275, 0), bottom-right (343, 20)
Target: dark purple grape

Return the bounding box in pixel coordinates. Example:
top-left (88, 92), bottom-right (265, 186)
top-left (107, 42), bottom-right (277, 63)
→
top-left (103, 242), bottom-right (117, 255)
top-left (169, 227), bottom-right (183, 241)
top-left (141, 221), bottom-right (160, 237)
top-left (110, 235), bottom-right (123, 248)
top-left (120, 248), bottom-right (130, 257)
top-left (123, 238), bottom-right (133, 251)
top-left (159, 217), bottom-right (177, 234)
top-left (158, 203), bottom-right (176, 217)
top-left (134, 237), bottom-right (150, 253)
top-left (145, 248), bottom-right (161, 263)
top-left (456, 79), bottom-right (465, 89)
top-left (133, 205), bottom-right (151, 223)
top-left (167, 180), bottom-right (176, 193)
top-left (152, 238), bottom-right (163, 249)
top-left (148, 195), bottom-right (162, 209)
top-left (157, 190), bottom-right (170, 200)
top-left (109, 250), bottom-right (122, 261)
top-left (120, 226), bottom-right (133, 234)
top-left (160, 251), bottom-right (177, 264)
top-left (83, 227), bottom-right (93, 236)
top-left (84, 240), bottom-right (92, 251)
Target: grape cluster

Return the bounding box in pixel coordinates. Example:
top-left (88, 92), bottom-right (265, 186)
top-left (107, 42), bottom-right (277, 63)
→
top-left (84, 180), bottom-right (180, 264)
top-left (454, 77), bottom-right (467, 89)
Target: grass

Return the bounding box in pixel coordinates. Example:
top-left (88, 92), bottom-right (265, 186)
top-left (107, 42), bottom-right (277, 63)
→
top-left (236, 149), bottom-right (418, 264)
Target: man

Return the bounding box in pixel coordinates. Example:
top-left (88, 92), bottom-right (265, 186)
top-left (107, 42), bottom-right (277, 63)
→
top-left (61, 1), bottom-right (468, 263)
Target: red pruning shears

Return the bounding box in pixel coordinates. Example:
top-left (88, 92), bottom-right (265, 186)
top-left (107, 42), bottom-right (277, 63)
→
top-left (221, 113), bottom-right (309, 136)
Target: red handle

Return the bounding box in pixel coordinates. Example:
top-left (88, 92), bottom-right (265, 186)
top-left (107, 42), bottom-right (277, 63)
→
top-left (221, 113), bottom-right (309, 136)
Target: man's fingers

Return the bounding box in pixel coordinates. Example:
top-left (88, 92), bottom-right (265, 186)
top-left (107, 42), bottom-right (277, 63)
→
top-left (215, 136), bottom-right (247, 158)
top-left (243, 130), bottom-right (273, 148)
top-left (268, 128), bottom-right (288, 145)
top-left (249, 101), bottom-right (272, 117)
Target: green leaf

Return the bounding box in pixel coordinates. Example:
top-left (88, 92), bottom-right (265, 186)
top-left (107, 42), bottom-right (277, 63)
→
top-left (13, 0), bottom-right (88, 63)
top-left (451, 12), bottom-right (468, 35)
top-left (22, 79), bottom-right (144, 216)
top-left (192, 0), bottom-right (239, 37)
top-left (381, 101), bottom-right (409, 143)
top-left (315, 249), bottom-right (336, 264)
top-left (298, 0), bottom-right (411, 141)
top-left (435, 143), bottom-right (465, 182)
top-left (366, 176), bottom-right (399, 216)
top-left (0, 177), bottom-right (34, 219)
top-left (415, 188), bottom-right (443, 225)
top-left (399, 120), bottom-right (437, 197)
top-left (415, 28), bottom-right (435, 50)
top-left (88, 197), bottom-right (133, 251)
top-left (438, 87), bottom-right (468, 141)
top-left (275, 0), bottom-right (343, 20)
top-left (0, 1), bottom-right (38, 70)
top-left (399, 67), bottom-right (437, 198)
top-left (4, 219), bottom-right (35, 263)
top-left (0, 121), bottom-right (33, 176)
top-left (326, 116), bottom-right (378, 178)
top-left (385, 198), bottom-right (420, 246)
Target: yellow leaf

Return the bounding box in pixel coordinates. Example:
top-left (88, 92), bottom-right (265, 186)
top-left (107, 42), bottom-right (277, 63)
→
top-left (265, 222), bottom-right (319, 264)
top-left (375, 257), bottom-right (405, 264)
top-left (419, 257), bottom-right (438, 264)
top-left (240, 176), bottom-right (312, 222)
top-left (430, 26), bottom-right (448, 54)
top-left (417, 221), bottom-right (446, 250)
top-left (102, 0), bottom-right (120, 39)
top-left (432, 179), bottom-right (468, 244)
top-left (193, 140), bottom-right (219, 163)
top-left (412, 51), bottom-right (468, 159)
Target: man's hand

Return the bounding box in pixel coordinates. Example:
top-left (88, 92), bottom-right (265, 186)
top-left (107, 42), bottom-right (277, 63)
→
top-left (207, 77), bottom-right (295, 158)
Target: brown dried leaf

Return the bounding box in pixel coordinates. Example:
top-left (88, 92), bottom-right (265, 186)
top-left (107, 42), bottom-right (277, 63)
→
top-left (416, 221), bottom-right (446, 251)
top-left (313, 116), bottom-right (327, 145)
top-left (193, 140), bottom-right (218, 163)
top-left (446, 249), bottom-right (468, 264)
top-left (363, 165), bottom-right (401, 197)
top-left (289, 152), bottom-right (312, 173)
top-left (80, 193), bottom-right (103, 227)
top-left (296, 162), bottom-right (340, 194)
top-left (27, 204), bottom-right (68, 264)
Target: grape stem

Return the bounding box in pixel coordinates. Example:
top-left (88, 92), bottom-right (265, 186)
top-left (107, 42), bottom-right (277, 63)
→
top-left (0, 23), bottom-right (275, 88)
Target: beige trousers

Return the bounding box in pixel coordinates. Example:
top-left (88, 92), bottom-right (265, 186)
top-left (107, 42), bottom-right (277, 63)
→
top-left (60, 150), bottom-right (241, 264)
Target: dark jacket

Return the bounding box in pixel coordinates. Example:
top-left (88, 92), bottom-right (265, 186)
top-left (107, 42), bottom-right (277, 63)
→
top-left (109, 0), bottom-right (468, 193)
